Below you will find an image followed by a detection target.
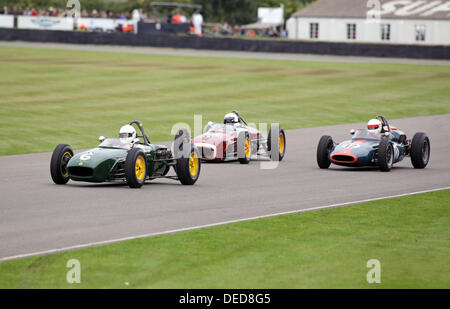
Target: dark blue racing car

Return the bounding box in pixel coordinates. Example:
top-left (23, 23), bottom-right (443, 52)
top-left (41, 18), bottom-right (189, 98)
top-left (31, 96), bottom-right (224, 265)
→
top-left (317, 116), bottom-right (430, 172)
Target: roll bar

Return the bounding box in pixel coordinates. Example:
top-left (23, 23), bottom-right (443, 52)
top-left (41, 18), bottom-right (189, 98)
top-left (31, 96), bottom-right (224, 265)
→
top-left (129, 120), bottom-right (151, 145)
top-left (377, 115), bottom-right (391, 132)
top-left (232, 110), bottom-right (248, 126)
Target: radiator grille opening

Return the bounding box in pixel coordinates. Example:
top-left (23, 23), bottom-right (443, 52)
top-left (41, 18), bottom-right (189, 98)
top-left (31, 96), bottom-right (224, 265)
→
top-left (69, 166), bottom-right (94, 177)
top-left (332, 155), bottom-right (355, 162)
top-left (200, 147), bottom-right (213, 158)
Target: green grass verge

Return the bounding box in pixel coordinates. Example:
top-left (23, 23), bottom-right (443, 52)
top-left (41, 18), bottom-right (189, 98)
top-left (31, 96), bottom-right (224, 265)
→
top-left (1, 46), bottom-right (449, 156)
top-left (0, 189), bottom-right (448, 289)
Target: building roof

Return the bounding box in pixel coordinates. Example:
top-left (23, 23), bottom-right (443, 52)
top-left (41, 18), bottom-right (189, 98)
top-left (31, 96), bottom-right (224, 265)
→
top-left (292, 0), bottom-right (450, 20)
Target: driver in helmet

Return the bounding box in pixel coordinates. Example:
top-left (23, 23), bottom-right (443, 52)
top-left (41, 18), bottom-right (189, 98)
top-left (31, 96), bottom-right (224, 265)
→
top-left (224, 113), bottom-right (241, 126)
top-left (367, 119), bottom-right (383, 135)
top-left (119, 124), bottom-right (137, 145)
top-left (368, 117), bottom-right (407, 144)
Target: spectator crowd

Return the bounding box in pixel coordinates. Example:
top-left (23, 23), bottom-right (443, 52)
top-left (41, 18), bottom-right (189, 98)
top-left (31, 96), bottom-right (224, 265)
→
top-left (1, 5), bottom-right (287, 38)
top-left (0, 6), bottom-right (137, 20)
top-left (211, 22), bottom-right (287, 38)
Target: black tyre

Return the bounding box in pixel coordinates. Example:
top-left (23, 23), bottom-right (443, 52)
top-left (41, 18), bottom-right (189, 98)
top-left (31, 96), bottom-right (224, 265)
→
top-left (173, 128), bottom-right (191, 160)
top-left (410, 132), bottom-right (430, 169)
top-left (316, 136), bottom-right (334, 169)
top-left (176, 146), bottom-right (201, 185)
top-left (267, 125), bottom-right (286, 161)
top-left (238, 131), bottom-right (251, 164)
top-left (378, 138), bottom-right (394, 172)
top-left (162, 165), bottom-right (171, 176)
top-left (125, 148), bottom-right (147, 188)
top-left (252, 139), bottom-right (260, 155)
top-left (50, 144), bottom-right (73, 185)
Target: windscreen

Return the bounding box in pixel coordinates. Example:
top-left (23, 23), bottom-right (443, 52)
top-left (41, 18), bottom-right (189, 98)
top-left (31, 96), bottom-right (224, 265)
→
top-left (99, 139), bottom-right (132, 150)
top-left (205, 124), bottom-right (235, 133)
top-left (352, 130), bottom-right (381, 140)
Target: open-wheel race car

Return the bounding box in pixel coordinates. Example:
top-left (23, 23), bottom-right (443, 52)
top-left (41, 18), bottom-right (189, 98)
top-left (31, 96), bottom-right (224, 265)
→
top-left (317, 116), bottom-right (430, 172)
top-left (192, 111), bottom-right (286, 163)
top-left (50, 121), bottom-right (201, 188)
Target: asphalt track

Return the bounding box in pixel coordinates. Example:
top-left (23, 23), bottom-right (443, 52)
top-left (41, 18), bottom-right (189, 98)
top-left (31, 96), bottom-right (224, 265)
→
top-left (0, 114), bottom-right (449, 261)
top-left (1, 41), bottom-right (449, 66)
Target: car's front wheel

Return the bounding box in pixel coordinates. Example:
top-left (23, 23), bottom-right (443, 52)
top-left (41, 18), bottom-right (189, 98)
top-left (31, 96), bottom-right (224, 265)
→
top-left (125, 148), bottom-right (147, 188)
top-left (238, 131), bottom-right (251, 164)
top-left (317, 136), bottom-right (334, 169)
top-left (50, 144), bottom-right (73, 185)
top-left (378, 138), bottom-right (394, 172)
top-left (176, 146), bottom-right (201, 185)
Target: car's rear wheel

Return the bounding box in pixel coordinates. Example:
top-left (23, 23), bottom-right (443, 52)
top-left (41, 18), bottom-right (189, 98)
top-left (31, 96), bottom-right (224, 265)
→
top-left (173, 128), bottom-right (191, 159)
top-left (50, 144), bottom-right (73, 184)
top-left (378, 138), bottom-right (394, 172)
top-left (317, 136), bottom-right (334, 169)
top-left (410, 132), bottom-right (430, 169)
top-left (252, 138), bottom-right (260, 155)
top-left (176, 146), bottom-right (201, 185)
top-left (125, 148), bottom-right (147, 188)
top-left (162, 165), bottom-right (171, 176)
top-left (238, 131), bottom-right (251, 164)
top-left (268, 125), bottom-right (286, 161)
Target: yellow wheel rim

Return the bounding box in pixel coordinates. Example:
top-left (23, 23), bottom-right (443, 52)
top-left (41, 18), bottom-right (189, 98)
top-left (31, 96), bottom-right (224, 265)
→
top-left (189, 152), bottom-right (199, 177)
top-left (61, 152), bottom-right (72, 178)
top-left (135, 156), bottom-right (146, 181)
top-left (245, 138), bottom-right (250, 158)
top-left (279, 133), bottom-right (285, 154)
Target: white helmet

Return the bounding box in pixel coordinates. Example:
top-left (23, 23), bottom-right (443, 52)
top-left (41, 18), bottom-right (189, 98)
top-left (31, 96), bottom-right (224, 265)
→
top-left (367, 119), bottom-right (382, 135)
top-left (119, 124), bottom-right (137, 144)
top-left (224, 113), bottom-right (239, 125)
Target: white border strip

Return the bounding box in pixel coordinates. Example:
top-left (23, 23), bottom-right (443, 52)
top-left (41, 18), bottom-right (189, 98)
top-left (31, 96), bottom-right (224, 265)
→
top-left (1, 186), bottom-right (449, 262)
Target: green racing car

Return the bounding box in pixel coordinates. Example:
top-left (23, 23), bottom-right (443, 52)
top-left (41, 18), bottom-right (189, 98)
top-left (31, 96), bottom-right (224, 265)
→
top-left (50, 121), bottom-right (200, 188)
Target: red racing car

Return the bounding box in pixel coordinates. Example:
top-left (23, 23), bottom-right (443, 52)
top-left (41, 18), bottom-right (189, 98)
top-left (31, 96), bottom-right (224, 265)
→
top-left (192, 111), bottom-right (286, 164)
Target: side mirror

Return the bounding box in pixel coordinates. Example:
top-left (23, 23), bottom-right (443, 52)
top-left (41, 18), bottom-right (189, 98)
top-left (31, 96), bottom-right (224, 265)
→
top-left (384, 132), bottom-right (390, 137)
top-left (99, 136), bottom-right (105, 143)
top-left (208, 121), bottom-right (213, 126)
top-left (350, 129), bottom-right (356, 135)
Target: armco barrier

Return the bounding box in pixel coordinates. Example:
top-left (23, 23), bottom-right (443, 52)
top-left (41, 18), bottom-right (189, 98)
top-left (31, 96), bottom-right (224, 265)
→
top-left (0, 28), bottom-right (448, 60)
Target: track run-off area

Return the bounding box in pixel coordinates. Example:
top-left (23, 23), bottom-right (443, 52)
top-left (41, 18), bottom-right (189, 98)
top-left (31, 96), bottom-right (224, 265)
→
top-left (1, 41), bottom-right (450, 66)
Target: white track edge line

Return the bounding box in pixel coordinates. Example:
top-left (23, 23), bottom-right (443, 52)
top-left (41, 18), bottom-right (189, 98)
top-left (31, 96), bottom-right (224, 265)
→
top-left (1, 186), bottom-right (449, 262)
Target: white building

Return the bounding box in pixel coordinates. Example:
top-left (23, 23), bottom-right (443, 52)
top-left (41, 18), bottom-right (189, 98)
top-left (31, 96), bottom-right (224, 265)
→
top-left (286, 0), bottom-right (450, 45)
